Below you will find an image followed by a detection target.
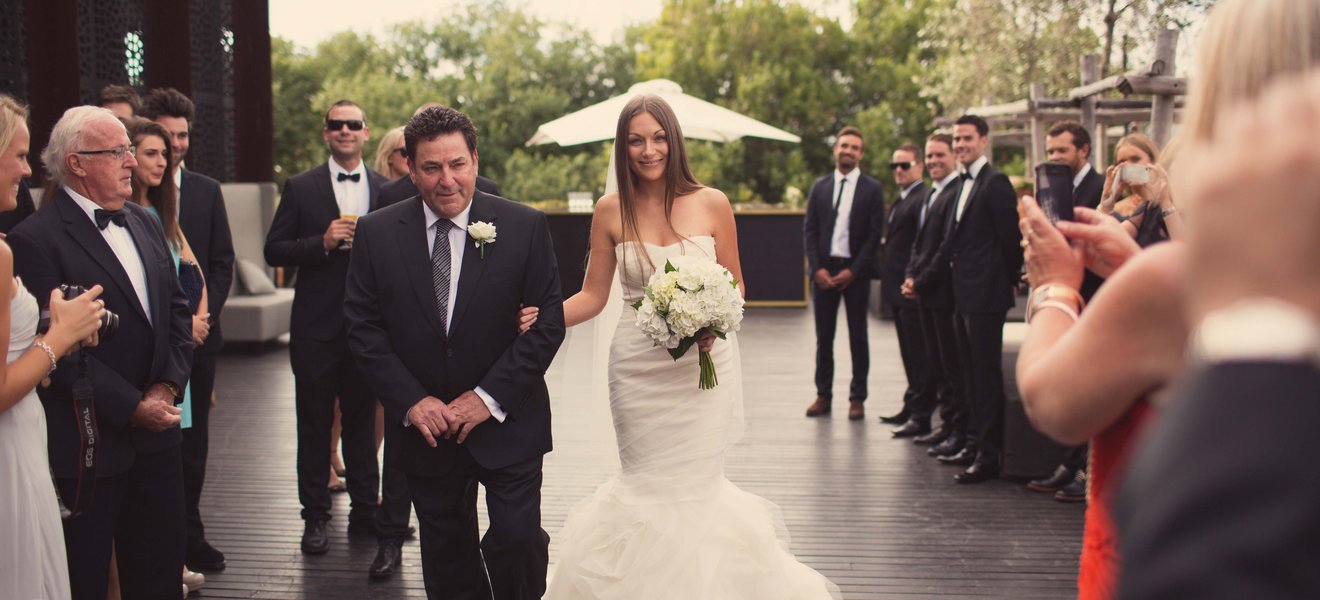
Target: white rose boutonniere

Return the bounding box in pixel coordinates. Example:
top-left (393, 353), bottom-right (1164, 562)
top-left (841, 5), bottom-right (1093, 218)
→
top-left (467, 221), bottom-right (497, 258)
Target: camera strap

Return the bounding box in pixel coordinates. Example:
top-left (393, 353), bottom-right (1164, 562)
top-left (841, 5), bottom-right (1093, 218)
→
top-left (65, 353), bottom-right (97, 519)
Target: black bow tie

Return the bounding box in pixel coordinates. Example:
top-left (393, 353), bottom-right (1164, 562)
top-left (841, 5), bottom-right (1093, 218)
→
top-left (337, 172), bottom-right (361, 183)
top-left (962, 172), bottom-right (974, 181)
top-left (94, 209), bottom-right (127, 230)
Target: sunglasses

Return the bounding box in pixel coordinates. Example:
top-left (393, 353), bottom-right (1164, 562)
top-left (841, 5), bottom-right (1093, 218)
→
top-left (889, 162), bottom-right (913, 170)
top-left (326, 119), bottom-right (365, 131)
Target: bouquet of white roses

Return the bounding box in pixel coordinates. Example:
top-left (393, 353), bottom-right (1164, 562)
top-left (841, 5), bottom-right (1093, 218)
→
top-left (632, 254), bottom-right (745, 389)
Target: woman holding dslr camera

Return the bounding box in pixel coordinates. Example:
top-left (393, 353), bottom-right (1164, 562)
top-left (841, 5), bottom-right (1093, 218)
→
top-left (0, 95), bottom-right (106, 599)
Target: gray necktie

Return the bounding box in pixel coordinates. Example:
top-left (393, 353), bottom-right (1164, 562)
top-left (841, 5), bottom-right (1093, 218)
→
top-left (432, 219), bottom-right (455, 332)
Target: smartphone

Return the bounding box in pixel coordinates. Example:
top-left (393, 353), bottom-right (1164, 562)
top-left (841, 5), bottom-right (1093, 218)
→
top-left (1119, 163), bottom-right (1151, 184)
top-left (1034, 162), bottom-right (1075, 224)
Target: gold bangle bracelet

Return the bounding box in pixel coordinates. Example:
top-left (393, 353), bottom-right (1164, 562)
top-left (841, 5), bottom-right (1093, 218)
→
top-left (1028, 300), bottom-right (1080, 324)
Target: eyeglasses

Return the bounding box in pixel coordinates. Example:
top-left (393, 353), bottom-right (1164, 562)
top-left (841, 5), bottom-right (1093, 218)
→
top-left (75, 145), bottom-right (135, 161)
top-left (889, 162), bottom-right (913, 170)
top-left (326, 119), bottom-right (365, 131)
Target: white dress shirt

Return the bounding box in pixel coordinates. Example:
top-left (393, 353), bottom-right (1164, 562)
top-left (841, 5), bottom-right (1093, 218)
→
top-left (954, 155), bottom-right (988, 223)
top-left (1190, 299), bottom-right (1320, 367)
top-left (66, 188), bottom-right (152, 324)
top-left (829, 167), bottom-right (859, 259)
top-left (1072, 162), bottom-right (1093, 190)
top-left (328, 159), bottom-right (370, 218)
top-left (422, 199), bottom-right (506, 422)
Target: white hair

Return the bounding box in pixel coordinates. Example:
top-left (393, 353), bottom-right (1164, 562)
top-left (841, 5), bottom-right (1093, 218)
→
top-left (41, 105), bottom-right (122, 186)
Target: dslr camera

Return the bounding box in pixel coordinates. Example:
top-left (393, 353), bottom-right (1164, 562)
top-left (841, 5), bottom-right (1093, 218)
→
top-left (36, 284), bottom-right (119, 341)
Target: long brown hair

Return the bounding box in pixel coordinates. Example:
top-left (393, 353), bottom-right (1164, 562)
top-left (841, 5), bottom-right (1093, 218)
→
top-left (123, 117), bottom-right (181, 249)
top-left (613, 94), bottom-right (703, 275)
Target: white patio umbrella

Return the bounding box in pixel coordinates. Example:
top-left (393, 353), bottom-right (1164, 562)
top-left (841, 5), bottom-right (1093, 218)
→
top-left (525, 78), bottom-right (801, 147)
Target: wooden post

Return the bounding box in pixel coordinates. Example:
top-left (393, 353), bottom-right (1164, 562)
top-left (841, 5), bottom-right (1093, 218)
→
top-left (1080, 55), bottom-right (1098, 169)
top-left (1149, 29), bottom-right (1179, 147)
top-left (1028, 83), bottom-right (1045, 174)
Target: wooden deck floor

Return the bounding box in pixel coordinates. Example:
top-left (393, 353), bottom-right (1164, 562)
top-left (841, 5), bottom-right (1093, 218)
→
top-left (199, 308), bottom-right (1082, 599)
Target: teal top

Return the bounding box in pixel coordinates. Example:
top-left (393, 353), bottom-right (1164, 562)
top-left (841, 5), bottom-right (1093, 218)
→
top-left (144, 206), bottom-right (193, 429)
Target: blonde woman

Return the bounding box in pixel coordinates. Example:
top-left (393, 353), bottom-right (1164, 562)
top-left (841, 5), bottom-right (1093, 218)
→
top-left (372, 126), bottom-right (407, 179)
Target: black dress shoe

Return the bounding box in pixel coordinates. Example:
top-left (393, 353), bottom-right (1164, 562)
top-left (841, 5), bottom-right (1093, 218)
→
top-left (186, 540), bottom-right (226, 572)
top-left (913, 426), bottom-right (950, 445)
top-left (301, 519), bottom-right (330, 555)
top-left (928, 433), bottom-right (964, 457)
top-left (878, 409), bottom-right (910, 425)
top-left (936, 447), bottom-right (977, 466)
top-left (369, 540), bottom-right (403, 579)
top-left (1026, 465), bottom-right (1076, 493)
top-left (955, 459), bottom-right (1001, 484)
top-left (1055, 470), bottom-right (1088, 503)
top-left (891, 418), bottom-right (931, 438)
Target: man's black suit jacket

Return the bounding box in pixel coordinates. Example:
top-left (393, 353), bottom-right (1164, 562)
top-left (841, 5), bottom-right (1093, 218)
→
top-left (264, 162), bottom-right (388, 343)
top-left (1075, 167), bottom-right (1104, 209)
top-left (943, 165), bottom-right (1022, 314)
top-left (177, 169), bottom-right (234, 352)
top-left (881, 182), bottom-right (926, 310)
top-left (1117, 361), bottom-right (1320, 599)
top-left (803, 172), bottom-right (886, 280)
top-left (10, 190), bottom-right (193, 478)
top-left (906, 180), bottom-right (962, 310)
top-left (345, 192), bottom-right (565, 474)
top-left (377, 174), bottom-right (501, 209)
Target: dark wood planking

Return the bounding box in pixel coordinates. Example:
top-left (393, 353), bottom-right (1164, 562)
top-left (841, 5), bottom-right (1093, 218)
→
top-left (200, 308), bottom-right (1082, 599)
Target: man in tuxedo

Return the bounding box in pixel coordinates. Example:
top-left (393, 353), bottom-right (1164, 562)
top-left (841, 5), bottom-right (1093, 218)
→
top-left (803, 126), bottom-right (886, 421)
top-left (1030, 120), bottom-right (1104, 499)
top-left (379, 103), bottom-right (500, 209)
top-left (935, 115), bottom-right (1022, 484)
top-left (902, 133), bottom-right (966, 455)
top-left (882, 144), bottom-right (934, 437)
top-left (345, 105), bottom-right (564, 600)
top-left (10, 106), bottom-right (193, 599)
top-left (140, 87), bottom-right (235, 571)
top-left (264, 100), bottom-right (387, 554)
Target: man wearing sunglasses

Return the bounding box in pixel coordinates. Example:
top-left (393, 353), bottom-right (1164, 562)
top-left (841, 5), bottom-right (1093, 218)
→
top-left (265, 99), bottom-right (388, 555)
top-left (882, 145), bottom-right (936, 439)
top-left (803, 126), bottom-right (886, 421)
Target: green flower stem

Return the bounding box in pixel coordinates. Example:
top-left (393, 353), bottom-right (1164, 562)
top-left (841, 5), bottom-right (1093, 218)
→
top-left (698, 350), bottom-right (718, 389)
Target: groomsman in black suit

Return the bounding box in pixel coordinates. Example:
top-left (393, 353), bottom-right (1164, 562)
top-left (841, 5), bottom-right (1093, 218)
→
top-left (936, 115), bottom-right (1022, 483)
top-left (803, 126), bottom-right (886, 421)
top-left (265, 100), bottom-right (387, 554)
top-left (11, 106), bottom-right (193, 599)
top-left (1030, 120), bottom-right (1104, 498)
top-left (139, 87), bottom-right (235, 571)
top-left (902, 133), bottom-right (966, 454)
top-left (882, 144), bottom-right (934, 437)
top-left (345, 105), bottom-right (565, 600)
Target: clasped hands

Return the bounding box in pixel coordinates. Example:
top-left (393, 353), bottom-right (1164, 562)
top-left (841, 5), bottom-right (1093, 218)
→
top-left (408, 391), bottom-right (492, 447)
top-left (813, 267), bottom-right (855, 291)
top-left (130, 383), bottom-right (183, 432)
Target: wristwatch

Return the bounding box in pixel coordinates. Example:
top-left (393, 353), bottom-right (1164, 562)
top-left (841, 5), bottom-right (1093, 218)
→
top-left (158, 381), bottom-right (181, 399)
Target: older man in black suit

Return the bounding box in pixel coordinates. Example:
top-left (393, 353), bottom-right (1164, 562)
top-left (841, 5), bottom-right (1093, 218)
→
top-left (803, 126), bottom-right (886, 421)
top-left (882, 143), bottom-right (935, 437)
top-left (935, 115), bottom-right (1022, 484)
top-left (345, 105), bottom-right (564, 600)
top-left (265, 99), bottom-right (388, 554)
top-left (139, 86), bottom-right (235, 571)
top-left (10, 106), bottom-right (193, 599)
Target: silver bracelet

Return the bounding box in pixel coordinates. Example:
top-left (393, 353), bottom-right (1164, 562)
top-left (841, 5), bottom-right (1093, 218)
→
top-left (33, 337), bottom-right (58, 383)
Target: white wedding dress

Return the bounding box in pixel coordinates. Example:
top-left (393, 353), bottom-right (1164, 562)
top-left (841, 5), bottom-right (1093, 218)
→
top-left (547, 236), bottom-right (840, 599)
top-left (0, 281), bottom-right (71, 599)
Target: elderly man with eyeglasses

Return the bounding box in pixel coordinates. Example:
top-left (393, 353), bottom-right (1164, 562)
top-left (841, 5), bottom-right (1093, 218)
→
top-left (9, 105), bottom-right (194, 599)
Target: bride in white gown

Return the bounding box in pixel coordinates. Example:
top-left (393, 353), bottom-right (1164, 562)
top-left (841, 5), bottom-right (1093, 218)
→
top-left (0, 95), bottom-right (106, 600)
top-left (548, 95), bottom-right (841, 599)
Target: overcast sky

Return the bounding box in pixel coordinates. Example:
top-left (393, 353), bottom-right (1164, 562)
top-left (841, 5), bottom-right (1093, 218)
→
top-left (269, 0), bottom-right (853, 48)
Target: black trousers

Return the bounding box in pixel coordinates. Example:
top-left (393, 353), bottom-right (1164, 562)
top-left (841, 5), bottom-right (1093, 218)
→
top-left (290, 334), bottom-right (379, 521)
top-left (812, 260), bottom-right (871, 402)
top-left (408, 454), bottom-right (548, 600)
top-left (894, 303), bottom-right (935, 421)
top-left (182, 349), bottom-right (216, 552)
top-left (919, 304), bottom-right (964, 432)
top-left (953, 310), bottom-right (1007, 460)
top-left (58, 446), bottom-right (185, 600)
top-left (375, 420), bottom-right (414, 543)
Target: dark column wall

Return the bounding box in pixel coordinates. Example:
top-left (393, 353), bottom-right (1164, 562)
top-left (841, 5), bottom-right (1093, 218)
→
top-left (23, 0), bottom-right (81, 185)
top-left (231, 0), bottom-right (273, 182)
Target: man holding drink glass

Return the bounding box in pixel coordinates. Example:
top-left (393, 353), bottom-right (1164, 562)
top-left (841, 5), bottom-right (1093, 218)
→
top-left (264, 99), bottom-right (388, 554)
